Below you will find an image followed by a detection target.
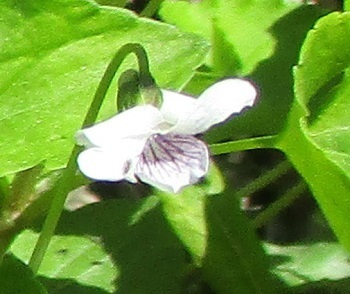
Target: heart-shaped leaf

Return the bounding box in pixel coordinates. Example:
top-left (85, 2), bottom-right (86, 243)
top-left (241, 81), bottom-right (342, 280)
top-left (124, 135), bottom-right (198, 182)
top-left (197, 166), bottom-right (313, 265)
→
top-left (0, 0), bottom-right (208, 177)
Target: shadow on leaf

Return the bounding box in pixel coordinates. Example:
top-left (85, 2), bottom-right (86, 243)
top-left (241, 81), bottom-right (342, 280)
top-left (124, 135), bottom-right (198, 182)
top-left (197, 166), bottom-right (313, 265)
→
top-left (54, 198), bottom-right (189, 293)
top-left (201, 191), bottom-right (288, 293)
top-left (39, 276), bottom-right (110, 294)
top-left (292, 277), bottom-right (350, 294)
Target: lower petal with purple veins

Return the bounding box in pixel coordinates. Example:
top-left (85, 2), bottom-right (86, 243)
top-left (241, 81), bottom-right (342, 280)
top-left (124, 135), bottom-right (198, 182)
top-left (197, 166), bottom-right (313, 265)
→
top-left (135, 133), bottom-right (209, 193)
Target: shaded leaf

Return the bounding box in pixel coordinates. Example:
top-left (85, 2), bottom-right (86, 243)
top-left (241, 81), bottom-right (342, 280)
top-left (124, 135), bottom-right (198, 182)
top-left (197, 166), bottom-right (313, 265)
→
top-left (0, 254), bottom-right (47, 294)
top-left (1, 164), bottom-right (44, 228)
top-left (12, 196), bottom-right (188, 293)
top-left (159, 164), bottom-right (281, 293)
top-left (158, 163), bottom-right (224, 264)
top-left (292, 278), bottom-right (350, 294)
top-left (202, 190), bottom-right (283, 293)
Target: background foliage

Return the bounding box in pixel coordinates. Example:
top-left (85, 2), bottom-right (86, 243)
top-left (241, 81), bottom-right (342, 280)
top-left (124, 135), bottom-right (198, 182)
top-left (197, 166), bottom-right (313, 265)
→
top-left (0, 0), bottom-right (349, 293)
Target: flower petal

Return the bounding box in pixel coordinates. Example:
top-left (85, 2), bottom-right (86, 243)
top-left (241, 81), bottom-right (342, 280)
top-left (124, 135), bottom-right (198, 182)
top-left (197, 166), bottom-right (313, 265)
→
top-left (160, 89), bottom-right (198, 126)
top-left (76, 105), bottom-right (164, 148)
top-left (77, 138), bottom-right (146, 182)
top-left (165, 79), bottom-right (257, 135)
top-left (135, 133), bottom-right (209, 193)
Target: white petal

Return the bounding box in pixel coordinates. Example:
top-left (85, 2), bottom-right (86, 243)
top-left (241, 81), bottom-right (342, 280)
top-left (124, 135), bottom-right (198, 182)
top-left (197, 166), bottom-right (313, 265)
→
top-left (200, 78), bottom-right (256, 109)
top-left (76, 105), bottom-right (164, 148)
top-left (77, 148), bottom-right (130, 182)
top-left (160, 89), bottom-right (198, 126)
top-left (135, 134), bottom-right (209, 193)
top-left (164, 79), bottom-right (257, 135)
top-left (77, 138), bottom-right (146, 182)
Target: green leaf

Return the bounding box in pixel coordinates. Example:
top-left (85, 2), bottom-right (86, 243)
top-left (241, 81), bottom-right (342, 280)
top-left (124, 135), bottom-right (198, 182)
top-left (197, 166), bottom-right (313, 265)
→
top-left (11, 230), bottom-right (117, 293)
top-left (0, 254), bottom-right (47, 294)
top-left (158, 187), bottom-right (209, 265)
top-left (0, 0), bottom-right (209, 177)
top-left (346, 0), bottom-right (350, 11)
top-left (266, 242), bottom-right (350, 287)
top-left (0, 165), bottom-right (45, 262)
top-left (204, 5), bottom-right (326, 142)
top-left (215, 0), bottom-right (298, 75)
top-left (294, 12), bottom-right (350, 107)
top-left (308, 71), bottom-right (350, 174)
top-left (158, 164), bottom-right (224, 264)
top-left (202, 190), bottom-right (282, 293)
top-left (293, 279), bottom-right (350, 294)
top-left (11, 197), bottom-right (188, 293)
top-left (1, 165), bottom-right (44, 227)
top-left (159, 164), bottom-right (281, 293)
top-left (95, 0), bottom-right (127, 7)
top-left (160, 0), bottom-right (298, 75)
top-left (278, 12), bottom-right (350, 251)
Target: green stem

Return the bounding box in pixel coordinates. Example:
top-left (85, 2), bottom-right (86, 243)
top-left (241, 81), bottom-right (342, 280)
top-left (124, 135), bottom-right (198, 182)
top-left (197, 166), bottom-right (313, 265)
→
top-left (209, 135), bottom-right (278, 155)
top-left (253, 180), bottom-right (307, 229)
top-left (235, 160), bottom-right (291, 199)
top-left (0, 177), bottom-right (10, 211)
top-left (139, 0), bottom-right (164, 17)
top-left (0, 228), bottom-right (16, 265)
top-left (28, 43), bottom-right (151, 274)
top-left (84, 43), bottom-right (151, 125)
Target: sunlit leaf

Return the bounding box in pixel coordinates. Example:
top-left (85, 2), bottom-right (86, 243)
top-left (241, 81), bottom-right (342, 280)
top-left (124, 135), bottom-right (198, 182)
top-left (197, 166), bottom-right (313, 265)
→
top-left (279, 12), bottom-right (350, 251)
top-left (0, 0), bottom-right (208, 177)
top-left (266, 242), bottom-right (350, 286)
top-left (11, 230), bottom-right (117, 293)
top-left (202, 5), bottom-right (326, 141)
top-left (160, 0), bottom-right (298, 75)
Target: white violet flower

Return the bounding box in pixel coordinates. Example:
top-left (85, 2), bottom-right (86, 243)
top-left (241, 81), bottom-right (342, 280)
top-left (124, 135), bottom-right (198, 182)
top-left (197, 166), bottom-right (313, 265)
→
top-left (76, 79), bottom-right (257, 193)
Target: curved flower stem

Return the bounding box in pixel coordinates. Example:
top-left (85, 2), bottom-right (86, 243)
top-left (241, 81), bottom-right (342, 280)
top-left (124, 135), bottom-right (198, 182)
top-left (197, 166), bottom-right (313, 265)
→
top-left (209, 135), bottom-right (278, 155)
top-left (84, 43), bottom-right (151, 125)
top-left (253, 180), bottom-right (307, 229)
top-left (29, 43), bottom-right (151, 274)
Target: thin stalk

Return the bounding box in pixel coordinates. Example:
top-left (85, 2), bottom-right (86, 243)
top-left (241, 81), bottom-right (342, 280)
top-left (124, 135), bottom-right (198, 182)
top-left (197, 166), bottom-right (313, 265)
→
top-left (253, 180), bottom-right (307, 229)
top-left (29, 43), bottom-right (151, 274)
top-left (139, 0), bottom-right (164, 17)
top-left (209, 135), bottom-right (278, 155)
top-left (0, 228), bottom-right (15, 265)
top-left (0, 177), bottom-right (10, 216)
top-left (236, 160), bottom-right (292, 199)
